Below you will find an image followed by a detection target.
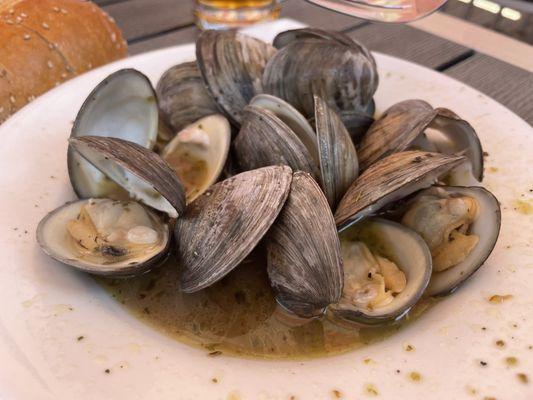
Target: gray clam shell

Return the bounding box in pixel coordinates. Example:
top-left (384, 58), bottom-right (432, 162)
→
top-left (196, 30), bottom-right (276, 125)
top-left (358, 99), bottom-right (483, 181)
top-left (69, 136), bottom-right (186, 218)
top-left (68, 69), bottom-right (159, 199)
top-left (334, 151), bottom-right (467, 231)
top-left (314, 95), bottom-right (359, 208)
top-left (249, 94), bottom-right (318, 161)
top-left (234, 105), bottom-right (320, 179)
top-left (267, 171), bottom-right (343, 319)
top-left (263, 36), bottom-right (378, 118)
top-left (156, 62), bottom-right (220, 137)
top-left (175, 165), bottom-right (293, 293)
top-left (358, 99), bottom-right (437, 170)
top-left (273, 28), bottom-right (358, 49)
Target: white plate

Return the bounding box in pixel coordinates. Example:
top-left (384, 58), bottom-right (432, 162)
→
top-left (0, 19), bottom-right (531, 400)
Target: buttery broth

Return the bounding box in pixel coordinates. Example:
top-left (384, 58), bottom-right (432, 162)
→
top-left (98, 246), bottom-right (435, 359)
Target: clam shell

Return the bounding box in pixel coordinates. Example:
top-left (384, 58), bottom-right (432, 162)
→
top-left (432, 107), bottom-right (484, 182)
top-left (156, 61), bottom-right (220, 138)
top-left (358, 100), bottom-right (483, 182)
top-left (69, 136), bottom-right (186, 218)
top-left (314, 95), bottom-right (359, 208)
top-left (263, 37), bottom-right (378, 118)
top-left (273, 28), bottom-right (357, 49)
top-left (249, 94), bottom-right (318, 162)
top-left (68, 69), bottom-right (159, 199)
top-left (334, 151), bottom-right (467, 230)
top-left (196, 30), bottom-right (276, 125)
top-left (266, 171), bottom-right (343, 318)
top-left (408, 186), bottom-right (501, 297)
top-left (358, 99), bottom-right (437, 170)
top-left (234, 105), bottom-right (320, 179)
top-left (175, 165), bottom-right (292, 292)
top-left (329, 218), bottom-right (432, 326)
top-left (36, 199), bottom-right (170, 277)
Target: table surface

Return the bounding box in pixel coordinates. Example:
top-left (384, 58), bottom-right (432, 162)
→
top-left (94, 0), bottom-right (533, 125)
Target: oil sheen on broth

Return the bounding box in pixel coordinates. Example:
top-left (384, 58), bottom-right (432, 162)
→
top-left (98, 244), bottom-right (434, 359)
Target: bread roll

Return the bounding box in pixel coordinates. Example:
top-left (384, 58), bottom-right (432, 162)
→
top-left (0, 0), bottom-right (127, 123)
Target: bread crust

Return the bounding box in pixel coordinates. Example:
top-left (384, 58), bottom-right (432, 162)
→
top-left (0, 0), bottom-right (127, 123)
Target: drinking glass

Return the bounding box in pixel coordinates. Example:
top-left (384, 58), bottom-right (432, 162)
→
top-left (195, 0), bottom-right (281, 30)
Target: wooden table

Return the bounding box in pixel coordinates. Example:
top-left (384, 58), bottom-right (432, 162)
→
top-left (95, 0), bottom-right (533, 125)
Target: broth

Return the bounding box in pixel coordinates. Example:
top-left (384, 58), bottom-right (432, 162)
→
top-left (98, 246), bottom-right (435, 359)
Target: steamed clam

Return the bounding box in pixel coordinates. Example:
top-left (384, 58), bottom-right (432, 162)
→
top-left (330, 218), bottom-right (432, 326)
top-left (264, 29), bottom-right (378, 118)
top-left (38, 136), bottom-right (186, 276)
top-left (358, 100), bottom-right (483, 183)
top-left (156, 61), bottom-right (220, 137)
top-left (266, 171), bottom-right (343, 318)
top-left (37, 199), bottom-right (170, 276)
top-left (196, 30), bottom-right (276, 125)
top-left (175, 165), bottom-right (292, 292)
top-left (68, 69), bottom-right (160, 199)
top-left (234, 93), bottom-right (359, 209)
top-left (400, 186), bottom-right (501, 296)
top-left (234, 104), bottom-right (321, 179)
top-left (335, 150), bottom-right (467, 230)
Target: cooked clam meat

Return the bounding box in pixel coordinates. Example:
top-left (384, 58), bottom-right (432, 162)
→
top-left (340, 241), bottom-right (406, 310)
top-left (66, 199), bottom-right (165, 263)
top-left (161, 114), bottom-right (230, 203)
top-left (402, 188), bottom-right (479, 272)
top-left (162, 126), bottom-right (209, 200)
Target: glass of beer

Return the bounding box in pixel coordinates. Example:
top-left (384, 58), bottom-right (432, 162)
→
top-left (195, 0), bottom-right (281, 30)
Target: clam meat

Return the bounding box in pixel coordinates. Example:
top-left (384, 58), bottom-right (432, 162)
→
top-left (330, 218), bottom-right (432, 326)
top-left (37, 136), bottom-right (186, 276)
top-left (37, 199), bottom-right (170, 276)
top-left (400, 186), bottom-right (501, 296)
top-left (161, 114), bottom-right (231, 202)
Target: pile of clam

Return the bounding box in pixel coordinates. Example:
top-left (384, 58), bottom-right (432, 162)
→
top-left (37, 28), bottom-right (501, 327)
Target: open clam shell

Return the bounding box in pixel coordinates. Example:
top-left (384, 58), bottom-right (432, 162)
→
top-left (329, 218), bottom-right (432, 326)
top-left (37, 136), bottom-right (186, 277)
top-left (175, 165), bottom-right (292, 293)
top-left (36, 199), bottom-right (170, 277)
top-left (334, 151), bottom-right (467, 231)
top-left (430, 108), bottom-right (484, 184)
top-left (266, 171), bottom-right (343, 319)
top-left (401, 186), bottom-right (501, 297)
top-left (358, 100), bottom-right (483, 182)
top-left (161, 114), bottom-right (231, 203)
top-left (263, 36), bottom-right (378, 118)
top-left (196, 30), bottom-right (276, 125)
top-left (69, 136), bottom-right (186, 218)
top-left (68, 69), bottom-right (159, 199)
top-left (314, 95), bottom-right (359, 208)
top-left (156, 62), bottom-right (220, 140)
top-left (358, 100), bottom-right (437, 170)
top-left (234, 105), bottom-right (320, 179)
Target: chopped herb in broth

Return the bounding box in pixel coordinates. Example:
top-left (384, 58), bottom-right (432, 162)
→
top-left (97, 246), bottom-right (437, 359)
